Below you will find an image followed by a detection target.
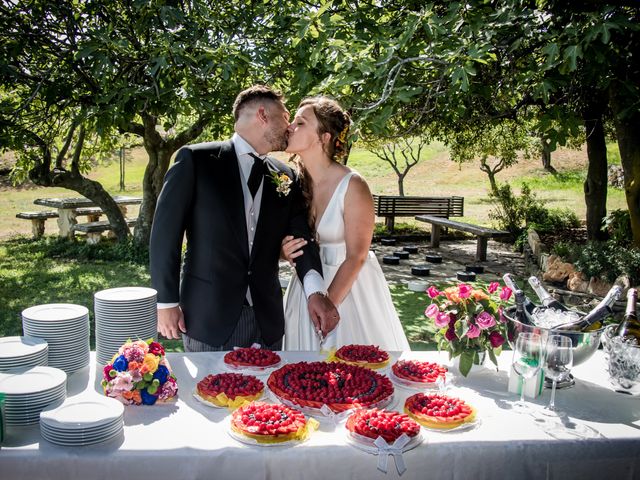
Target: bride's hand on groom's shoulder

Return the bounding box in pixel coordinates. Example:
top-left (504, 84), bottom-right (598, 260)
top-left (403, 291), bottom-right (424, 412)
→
top-left (280, 235), bottom-right (307, 266)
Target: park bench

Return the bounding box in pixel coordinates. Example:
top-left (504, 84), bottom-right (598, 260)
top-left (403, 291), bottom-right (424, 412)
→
top-left (415, 214), bottom-right (511, 262)
top-left (16, 211), bottom-right (59, 239)
top-left (71, 217), bottom-right (138, 244)
top-left (373, 195), bottom-right (464, 231)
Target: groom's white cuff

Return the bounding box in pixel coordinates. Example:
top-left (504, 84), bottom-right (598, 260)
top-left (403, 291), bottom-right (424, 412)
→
top-left (303, 270), bottom-right (326, 299)
top-left (157, 302), bottom-right (179, 309)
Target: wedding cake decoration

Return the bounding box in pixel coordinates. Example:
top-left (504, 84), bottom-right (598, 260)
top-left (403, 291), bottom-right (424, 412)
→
top-left (346, 408), bottom-right (420, 443)
top-left (392, 360), bottom-right (448, 384)
top-left (102, 339), bottom-right (177, 405)
top-left (329, 344), bottom-right (390, 370)
top-left (224, 345), bottom-right (281, 370)
top-left (404, 392), bottom-right (476, 430)
top-left (196, 373), bottom-right (263, 408)
top-left (267, 361), bottom-right (394, 413)
top-left (230, 401), bottom-right (318, 445)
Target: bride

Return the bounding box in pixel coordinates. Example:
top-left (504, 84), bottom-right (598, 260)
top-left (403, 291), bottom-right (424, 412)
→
top-left (281, 96), bottom-right (410, 351)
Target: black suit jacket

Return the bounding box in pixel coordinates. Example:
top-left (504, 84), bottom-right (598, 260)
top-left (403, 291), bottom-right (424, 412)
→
top-left (149, 140), bottom-right (322, 346)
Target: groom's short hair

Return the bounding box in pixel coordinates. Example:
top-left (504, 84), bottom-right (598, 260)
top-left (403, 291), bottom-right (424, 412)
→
top-left (233, 85), bottom-right (285, 121)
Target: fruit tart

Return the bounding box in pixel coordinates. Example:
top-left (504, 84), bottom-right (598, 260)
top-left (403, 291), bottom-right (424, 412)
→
top-left (224, 347), bottom-right (281, 370)
top-left (346, 408), bottom-right (420, 443)
top-left (391, 360), bottom-right (448, 386)
top-left (196, 373), bottom-right (263, 408)
top-left (332, 344), bottom-right (390, 370)
top-left (230, 401), bottom-right (317, 444)
top-left (404, 392), bottom-right (476, 430)
top-left (267, 361), bottom-right (394, 413)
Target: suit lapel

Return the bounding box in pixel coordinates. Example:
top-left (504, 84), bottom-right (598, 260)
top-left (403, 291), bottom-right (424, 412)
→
top-left (214, 141), bottom-right (249, 260)
top-left (250, 162), bottom-right (279, 264)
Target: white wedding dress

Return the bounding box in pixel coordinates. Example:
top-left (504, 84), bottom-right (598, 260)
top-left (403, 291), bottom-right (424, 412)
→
top-left (283, 172), bottom-right (411, 351)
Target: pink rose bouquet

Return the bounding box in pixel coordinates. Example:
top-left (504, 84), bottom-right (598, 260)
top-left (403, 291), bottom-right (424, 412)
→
top-left (102, 339), bottom-right (178, 405)
top-left (425, 282), bottom-right (512, 376)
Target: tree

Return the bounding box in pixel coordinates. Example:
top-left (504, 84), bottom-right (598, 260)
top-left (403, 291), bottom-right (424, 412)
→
top-left (0, 1), bottom-right (307, 244)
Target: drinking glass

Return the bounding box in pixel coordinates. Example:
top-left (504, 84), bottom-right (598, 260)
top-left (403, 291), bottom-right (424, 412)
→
top-left (543, 335), bottom-right (573, 415)
top-left (511, 332), bottom-right (543, 413)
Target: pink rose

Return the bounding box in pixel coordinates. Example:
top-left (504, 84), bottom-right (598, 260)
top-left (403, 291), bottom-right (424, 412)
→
top-left (458, 284), bottom-right (472, 299)
top-left (500, 286), bottom-right (513, 301)
top-left (466, 323), bottom-right (481, 338)
top-left (425, 304), bottom-right (439, 319)
top-left (489, 331), bottom-right (505, 348)
top-left (435, 312), bottom-right (450, 328)
top-left (427, 286), bottom-right (442, 299)
top-left (488, 282), bottom-right (499, 294)
top-left (148, 341), bottom-right (165, 356)
top-left (475, 311), bottom-right (496, 329)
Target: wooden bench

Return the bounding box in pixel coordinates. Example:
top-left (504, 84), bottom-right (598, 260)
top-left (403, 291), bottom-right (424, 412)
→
top-left (373, 195), bottom-right (464, 231)
top-left (71, 218), bottom-right (138, 244)
top-left (16, 211), bottom-right (59, 239)
top-left (416, 214), bottom-right (511, 261)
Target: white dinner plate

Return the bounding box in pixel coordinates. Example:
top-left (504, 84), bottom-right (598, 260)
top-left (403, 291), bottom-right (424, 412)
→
top-left (22, 304), bottom-right (89, 322)
top-left (0, 366), bottom-right (67, 395)
top-left (94, 287), bottom-right (157, 302)
top-left (40, 396), bottom-right (124, 428)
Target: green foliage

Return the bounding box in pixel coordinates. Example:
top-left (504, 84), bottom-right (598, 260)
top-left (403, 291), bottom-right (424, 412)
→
top-left (374, 222), bottom-right (427, 237)
top-left (602, 209), bottom-right (632, 247)
top-left (572, 241), bottom-right (640, 285)
top-left (489, 182), bottom-right (580, 240)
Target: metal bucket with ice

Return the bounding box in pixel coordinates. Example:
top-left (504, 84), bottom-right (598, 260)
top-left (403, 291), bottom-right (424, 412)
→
top-left (602, 324), bottom-right (640, 395)
top-left (501, 306), bottom-right (605, 386)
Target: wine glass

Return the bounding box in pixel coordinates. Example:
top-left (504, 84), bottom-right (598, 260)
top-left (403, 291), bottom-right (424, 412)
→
top-left (542, 334), bottom-right (573, 415)
top-left (511, 332), bottom-right (543, 413)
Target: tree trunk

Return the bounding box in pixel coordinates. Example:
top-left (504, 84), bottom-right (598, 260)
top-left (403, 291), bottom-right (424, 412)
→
top-left (479, 157), bottom-right (499, 196)
top-left (582, 96), bottom-right (608, 241)
top-left (541, 139), bottom-right (557, 173)
top-left (611, 100), bottom-right (640, 248)
top-left (133, 145), bottom-right (174, 246)
top-left (398, 174), bottom-right (405, 196)
top-left (29, 168), bottom-right (129, 241)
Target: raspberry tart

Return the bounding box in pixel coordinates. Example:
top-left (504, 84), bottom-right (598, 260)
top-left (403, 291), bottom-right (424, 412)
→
top-left (224, 347), bottom-right (281, 370)
top-left (346, 408), bottom-right (420, 443)
top-left (391, 360), bottom-right (448, 387)
top-left (267, 361), bottom-right (394, 413)
top-left (404, 392), bottom-right (476, 430)
top-left (196, 373), bottom-right (263, 408)
top-left (230, 401), bottom-right (317, 444)
top-left (333, 344), bottom-right (390, 370)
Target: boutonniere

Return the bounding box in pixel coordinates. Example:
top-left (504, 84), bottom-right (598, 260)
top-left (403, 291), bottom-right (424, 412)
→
top-left (270, 171), bottom-right (292, 197)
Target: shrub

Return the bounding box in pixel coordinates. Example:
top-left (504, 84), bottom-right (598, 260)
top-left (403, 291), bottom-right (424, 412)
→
top-left (373, 222), bottom-right (427, 237)
top-left (571, 240), bottom-right (640, 285)
top-left (602, 209), bottom-right (632, 246)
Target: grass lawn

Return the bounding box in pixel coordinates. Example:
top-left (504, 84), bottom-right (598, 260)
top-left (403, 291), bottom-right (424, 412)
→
top-left (0, 238), bottom-right (436, 352)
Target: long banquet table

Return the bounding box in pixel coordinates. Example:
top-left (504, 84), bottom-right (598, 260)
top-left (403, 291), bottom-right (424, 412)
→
top-left (1, 350), bottom-right (639, 480)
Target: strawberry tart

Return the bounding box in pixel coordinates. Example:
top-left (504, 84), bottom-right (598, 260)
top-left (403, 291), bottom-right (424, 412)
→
top-left (267, 361), bottom-right (394, 413)
top-left (224, 347), bottom-right (281, 369)
top-left (230, 401), bottom-right (317, 444)
top-left (333, 344), bottom-right (390, 369)
top-left (392, 360), bottom-right (448, 385)
top-left (404, 392), bottom-right (476, 430)
top-left (196, 373), bottom-right (263, 408)
top-left (346, 408), bottom-right (420, 443)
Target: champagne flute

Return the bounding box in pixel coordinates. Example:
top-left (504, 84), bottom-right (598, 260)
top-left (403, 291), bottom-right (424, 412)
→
top-left (543, 334), bottom-right (573, 415)
top-left (511, 332), bottom-right (543, 413)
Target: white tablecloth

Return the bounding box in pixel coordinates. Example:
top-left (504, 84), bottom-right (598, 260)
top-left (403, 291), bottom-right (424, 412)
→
top-left (1, 350), bottom-right (639, 480)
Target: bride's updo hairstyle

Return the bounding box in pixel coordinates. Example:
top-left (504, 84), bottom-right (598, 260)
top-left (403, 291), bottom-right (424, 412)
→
top-left (297, 96), bottom-right (351, 163)
top-left (293, 96), bottom-right (351, 231)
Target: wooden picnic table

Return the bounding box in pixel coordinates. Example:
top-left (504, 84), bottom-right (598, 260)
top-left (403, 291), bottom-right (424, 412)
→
top-left (33, 195), bottom-right (142, 238)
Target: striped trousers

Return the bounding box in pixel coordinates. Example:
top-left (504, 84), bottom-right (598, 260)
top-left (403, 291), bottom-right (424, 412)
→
top-left (182, 305), bottom-right (283, 352)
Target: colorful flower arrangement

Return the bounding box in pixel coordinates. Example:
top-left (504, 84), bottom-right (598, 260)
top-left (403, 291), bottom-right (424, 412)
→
top-left (102, 339), bottom-right (178, 405)
top-left (425, 282), bottom-right (513, 377)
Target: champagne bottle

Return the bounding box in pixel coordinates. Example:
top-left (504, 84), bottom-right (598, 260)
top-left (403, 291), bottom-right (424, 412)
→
top-left (557, 285), bottom-right (622, 331)
top-left (514, 289), bottom-right (536, 325)
top-left (502, 273), bottom-right (520, 292)
top-left (615, 288), bottom-right (639, 343)
top-left (528, 276), bottom-right (571, 311)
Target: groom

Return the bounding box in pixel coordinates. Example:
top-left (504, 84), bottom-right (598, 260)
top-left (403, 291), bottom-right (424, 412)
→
top-left (149, 85), bottom-right (338, 351)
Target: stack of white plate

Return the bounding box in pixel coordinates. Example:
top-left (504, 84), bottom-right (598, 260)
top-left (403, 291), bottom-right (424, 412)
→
top-left (21, 304), bottom-right (90, 374)
top-left (0, 336), bottom-right (48, 372)
top-left (40, 395), bottom-right (124, 446)
top-left (94, 287), bottom-right (157, 365)
top-left (0, 366), bottom-right (67, 426)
